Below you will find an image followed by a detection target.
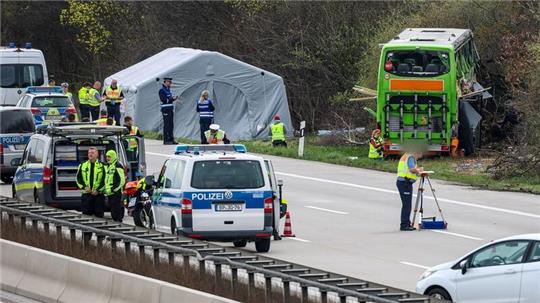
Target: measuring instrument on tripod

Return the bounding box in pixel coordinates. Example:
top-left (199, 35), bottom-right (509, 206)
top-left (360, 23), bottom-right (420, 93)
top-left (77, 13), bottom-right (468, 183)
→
top-left (412, 171), bottom-right (448, 230)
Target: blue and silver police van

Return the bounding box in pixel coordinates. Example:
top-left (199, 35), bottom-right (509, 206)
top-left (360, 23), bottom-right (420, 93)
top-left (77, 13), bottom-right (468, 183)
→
top-left (0, 107), bottom-right (35, 183)
top-left (152, 144), bottom-right (281, 253)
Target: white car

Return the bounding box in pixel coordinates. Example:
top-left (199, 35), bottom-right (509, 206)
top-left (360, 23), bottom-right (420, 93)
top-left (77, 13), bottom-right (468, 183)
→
top-left (416, 233), bottom-right (540, 302)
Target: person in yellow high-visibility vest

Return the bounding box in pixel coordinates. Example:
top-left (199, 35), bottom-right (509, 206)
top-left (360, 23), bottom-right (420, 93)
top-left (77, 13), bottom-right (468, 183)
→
top-left (368, 129), bottom-right (384, 160)
top-left (87, 81), bottom-right (104, 121)
top-left (78, 82), bottom-right (92, 120)
top-left (95, 109), bottom-right (111, 126)
top-left (204, 124), bottom-right (230, 144)
top-left (103, 79), bottom-right (124, 126)
top-left (124, 116), bottom-right (141, 162)
top-left (269, 115), bottom-right (287, 147)
top-left (396, 150), bottom-right (424, 231)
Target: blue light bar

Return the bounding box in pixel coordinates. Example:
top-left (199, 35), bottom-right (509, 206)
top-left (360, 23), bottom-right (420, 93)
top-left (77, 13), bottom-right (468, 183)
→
top-left (174, 144), bottom-right (247, 155)
top-left (25, 86), bottom-right (63, 94)
top-left (8, 42), bottom-right (16, 48)
top-left (25, 42), bottom-right (32, 49)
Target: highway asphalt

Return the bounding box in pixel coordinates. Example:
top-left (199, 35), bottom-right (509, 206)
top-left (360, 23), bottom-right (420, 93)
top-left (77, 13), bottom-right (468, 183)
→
top-left (2, 138), bottom-right (539, 292)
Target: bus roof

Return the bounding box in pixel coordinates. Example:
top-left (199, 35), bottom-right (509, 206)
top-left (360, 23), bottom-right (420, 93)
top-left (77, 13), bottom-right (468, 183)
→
top-left (385, 28), bottom-right (473, 50)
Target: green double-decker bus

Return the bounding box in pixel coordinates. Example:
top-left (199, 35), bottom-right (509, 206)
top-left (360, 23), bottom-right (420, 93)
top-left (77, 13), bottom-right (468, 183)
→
top-left (376, 28), bottom-right (487, 156)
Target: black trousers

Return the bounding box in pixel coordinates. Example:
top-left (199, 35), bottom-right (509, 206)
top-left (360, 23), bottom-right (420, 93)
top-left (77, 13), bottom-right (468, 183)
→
top-left (79, 104), bottom-right (90, 120)
top-left (396, 180), bottom-right (413, 228)
top-left (108, 192), bottom-right (124, 222)
top-left (106, 103), bottom-right (121, 126)
top-left (88, 105), bottom-right (100, 121)
top-left (81, 193), bottom-right (105, 218)
top-left (199, 119), bottom-right (212, 144)
top-left (272, 140), bottom-right (287, 147)
top-left (161, 107), bottom-right (175, 143)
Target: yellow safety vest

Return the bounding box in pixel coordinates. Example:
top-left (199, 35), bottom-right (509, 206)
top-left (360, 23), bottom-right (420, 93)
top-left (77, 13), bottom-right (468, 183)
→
top-left (65, 92), bottom-right (73, 98)
top-left (368, 136), bottom-right (384, 159)
top-left (95, 118), bottom-right (108, 125)
top-left (76, 160), bottom-right (105, 191)
top-left (396, 153), bottom-right (417, 181)
top-left (205, 129), bottom-right (225, 144)
top-left (128, 126), bottom-right (139, 150)
top-left (78, 88), bottom-right (89, 105)
top-left (105, 86), bottom-right (122, 104)
top-left (87, 88), bottom-right (101, 107)
top-left (271, 122), bottom-right (286, 142)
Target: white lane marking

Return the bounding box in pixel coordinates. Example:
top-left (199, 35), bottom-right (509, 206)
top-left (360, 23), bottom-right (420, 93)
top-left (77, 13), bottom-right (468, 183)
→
top-left (145, 152), bottom-right (540, 219)
top-left (305, 206), bottom-right (349, 215)
top-left (430, 230), bottom-right (483, 241)
top-left (400, 261), bottom-right (430, 270)
top-left (285, 237), bottom-right (311, 243)
top-left (275, 172), bottom-right (540, 219)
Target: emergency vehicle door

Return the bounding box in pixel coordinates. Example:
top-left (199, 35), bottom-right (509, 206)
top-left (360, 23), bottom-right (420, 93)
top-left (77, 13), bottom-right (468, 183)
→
top-left (122, 135), bottom-right (146, 180)
top-left (265, 160), bottom-right (280, 235)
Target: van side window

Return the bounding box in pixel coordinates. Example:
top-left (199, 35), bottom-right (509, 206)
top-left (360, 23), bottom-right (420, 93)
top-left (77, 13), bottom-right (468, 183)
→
top-left (171, 160), bottom-right (185, 189)
top-left (23, 140), bottom-right (36, 164)
top-left (33, 140), bottom-right (45, 163)
top-left (163, 160), bottom-right (178, 189)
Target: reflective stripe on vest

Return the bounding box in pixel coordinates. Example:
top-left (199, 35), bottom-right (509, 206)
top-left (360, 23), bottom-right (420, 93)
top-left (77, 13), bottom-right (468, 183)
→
top-left (271, 122), bottom-right (285, 142)
top-left (105, 86), bottom-right (122, 103)
top-left (87, 88), bottom-right (101, 107)
top-left (396, 153), bottom-right (417, 181)
top-left (368, 137), bottom-right (384, 159)
top-left (77, 161), bottom-right (105, 190)
top-left (128, 126), bottom-right (139, 150)
top-left (205, 129), bottom-right (225, 144)
top-left (198, 100), bottom-right (214, 118)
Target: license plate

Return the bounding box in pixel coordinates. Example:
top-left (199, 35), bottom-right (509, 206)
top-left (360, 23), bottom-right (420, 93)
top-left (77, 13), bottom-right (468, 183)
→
top-left (46, 115), bottom-right (62, 121)
top-left (215, 203), bottom-right (242, 212)
top-left (128, 197), bottom-right (137, 208)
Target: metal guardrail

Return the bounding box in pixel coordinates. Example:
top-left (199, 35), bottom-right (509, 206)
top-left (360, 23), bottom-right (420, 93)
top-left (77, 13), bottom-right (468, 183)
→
top-left (0, 196), bottom-right (444, 303)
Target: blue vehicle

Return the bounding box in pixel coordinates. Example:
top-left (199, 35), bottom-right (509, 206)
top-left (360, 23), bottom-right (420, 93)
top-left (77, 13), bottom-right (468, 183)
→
top-left (152, 144), bottom-right (283, 253)
top-left (16, 87), bottom-right (78, 125)
top-left (0, 107), bottom-right (35, 183)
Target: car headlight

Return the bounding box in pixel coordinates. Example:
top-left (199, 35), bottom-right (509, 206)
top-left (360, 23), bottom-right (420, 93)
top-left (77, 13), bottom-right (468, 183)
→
top-left (419, 269), bottom-right (437, 281)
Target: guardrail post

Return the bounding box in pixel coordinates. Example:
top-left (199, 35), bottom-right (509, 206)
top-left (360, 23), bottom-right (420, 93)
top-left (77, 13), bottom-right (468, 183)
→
top-left (31, 218), bottom-right (38, 232)
top-left (231, 267), bottom-right (238, 297)
top-left (138, 244), bottom-right (145, 261)
top-left (70, 228), bottom-right (76, 242)
top-left (183, 255), bottom-right (190, 277)
top-left (97, 235), bottom-right (105, 247)
top-left (55, 225), bottom-right (62, 251)
top-left (111, 238), bottom-right (120, 255)
top-left (168, 251), bottom-right (175, 266)
top-left (320, 290), bottom-right (328, 303)
top-left (199, 260), bottom-right (206, 279)
top-left (282, 279), bottom-right (291, 303)
top-left (264, 276), bottom-right (272, 303)
top-left (82, 231), bottom-right (92, 251)
top-left (8, 213), bottom-right (14, 223)
top-left (339, 294), bottom-right (347, 303)
top-left (20, 216), bottom-right (26, 229)
top-left (301, 285), bottom-right (309, 303)
top-left (215, 263), bottom-right (222, 293)
top-left (124, 241), bottom-right (131, 256)
top-left (247, 271), bottom-right (255, 302)
top-left (43, 221), bottom-right (50, 234)
top-left (153, 248), bottom-right (160, 265)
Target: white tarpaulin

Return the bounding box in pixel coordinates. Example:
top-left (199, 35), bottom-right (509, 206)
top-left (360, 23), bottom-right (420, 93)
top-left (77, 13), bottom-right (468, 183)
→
top-left (104, 47), bottom-right (292, 140)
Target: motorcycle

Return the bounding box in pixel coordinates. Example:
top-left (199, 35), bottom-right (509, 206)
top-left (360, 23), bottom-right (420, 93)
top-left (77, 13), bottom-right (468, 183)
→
top-left (123, 175), bottom-right (155, 228)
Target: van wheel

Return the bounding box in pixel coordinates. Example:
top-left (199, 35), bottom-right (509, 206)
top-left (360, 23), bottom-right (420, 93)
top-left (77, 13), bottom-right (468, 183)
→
top-left (255, 238), bottom-right (271, 253)
top-left (233, 240), bottom-right (247, 248)
top-left (426, 287), bottom-right (452, 301)
top-left (170, 217), bottom-right (177, 235)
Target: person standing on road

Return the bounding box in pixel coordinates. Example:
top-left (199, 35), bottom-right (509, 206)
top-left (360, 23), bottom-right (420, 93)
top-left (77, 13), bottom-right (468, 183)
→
top-left (124, 115), bottom-right (141, 161)
top-left (104, 150), bottom-right (126, 222)
top-left (78, 82), bottom-right (92, 120)
top-left (396, 151), bottom-right (424, 231)
top-left (159, 78), bottom-right (178, 145)
top-left (88, 81), bottom-right (104, 121)
top-left (269, 115), bottom-right (287, 147)
top-left (368, 129), bottom-right (384, 160)
top-left (76, 147), bottom-right (106, 218)
top-left (197, 90), bottom-right (215, 144)
top-left (103, 79), bottom-right (124, 126)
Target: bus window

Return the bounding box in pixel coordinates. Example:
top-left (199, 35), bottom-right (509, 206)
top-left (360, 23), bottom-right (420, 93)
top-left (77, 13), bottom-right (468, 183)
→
top-left (384, 50), bottom-right (450, 77)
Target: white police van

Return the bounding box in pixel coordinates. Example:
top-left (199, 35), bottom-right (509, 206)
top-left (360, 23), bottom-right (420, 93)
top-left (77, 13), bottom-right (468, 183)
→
top-left (152, 144), bottom-right (282, 253)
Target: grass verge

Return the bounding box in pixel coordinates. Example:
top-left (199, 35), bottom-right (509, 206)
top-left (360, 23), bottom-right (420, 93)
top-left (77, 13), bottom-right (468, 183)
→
top-left (141, 131), bottom-right (539, 194)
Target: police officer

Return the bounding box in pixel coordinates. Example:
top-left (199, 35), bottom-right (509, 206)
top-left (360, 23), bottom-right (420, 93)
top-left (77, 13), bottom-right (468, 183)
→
top-left (269, 115), bottom-right (287, 147)
top-left (78, 82), bottom-right (92, 120)
top-left (196, 90), bottom-right (215, 144)
top-left (95, 109), bottom-right (110, 125)
top-left (124, 116), bottom-right (141, 161)
top-left (103, 79), bottom-right (124, 126)
top-left (158, 78), bottom-right (178, 145)
top-left (368, 129), bottom-right (384, 160)
top-left (76, 147), bottom-right (106, 217)
top-left (88, 81), bottom-right (104, 121)
top-left (205, 124), bottom-right (230, 144)
top-left (396, 150), bottom-right (424, 231)
top-left (104, 150), bottom-right (126, 222)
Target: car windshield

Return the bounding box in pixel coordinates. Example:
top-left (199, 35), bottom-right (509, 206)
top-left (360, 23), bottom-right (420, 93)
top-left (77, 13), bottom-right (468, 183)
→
top-left (0, 64), bottom-right (44, 88)
top-left (191, 160), bottom-right (264, 189)
top-left (31, 96), bottom-right (71, 107)
top-left (384, 49), bottom-right (450, 77)
top-left (0, 110), bottom-right (35, 133)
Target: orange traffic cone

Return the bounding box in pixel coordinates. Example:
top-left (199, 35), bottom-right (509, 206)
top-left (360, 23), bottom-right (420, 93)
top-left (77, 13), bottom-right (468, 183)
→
top-left (281, 211), bottom-right (295, 237)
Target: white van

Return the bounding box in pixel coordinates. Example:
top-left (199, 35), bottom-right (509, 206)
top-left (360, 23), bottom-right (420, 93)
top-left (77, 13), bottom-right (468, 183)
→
top-left (0, 43), bottom-right (49, 106)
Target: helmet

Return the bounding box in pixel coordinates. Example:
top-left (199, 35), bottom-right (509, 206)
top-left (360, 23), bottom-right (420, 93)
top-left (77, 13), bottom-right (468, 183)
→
top-left (124, 181), bottom-right (139, 196)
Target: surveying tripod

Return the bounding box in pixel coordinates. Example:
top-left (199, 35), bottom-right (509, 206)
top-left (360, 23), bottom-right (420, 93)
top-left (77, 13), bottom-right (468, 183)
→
top-left (412, 173), bottom-right (448, 230)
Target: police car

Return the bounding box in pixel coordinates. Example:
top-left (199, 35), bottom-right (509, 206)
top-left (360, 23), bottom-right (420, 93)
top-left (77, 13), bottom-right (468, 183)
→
top-left (12, 124), bottom-right (145, 209)
top-left (16, 86), bottom-right (77, 125)
top-left (0, 107), bottom-right (35, 183)
top-left (151, 144), bottom-right (283, 253)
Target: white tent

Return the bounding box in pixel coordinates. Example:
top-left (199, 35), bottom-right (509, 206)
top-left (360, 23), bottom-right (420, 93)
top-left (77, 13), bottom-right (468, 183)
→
top-left (104, 47), bottom-right (292, 141)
